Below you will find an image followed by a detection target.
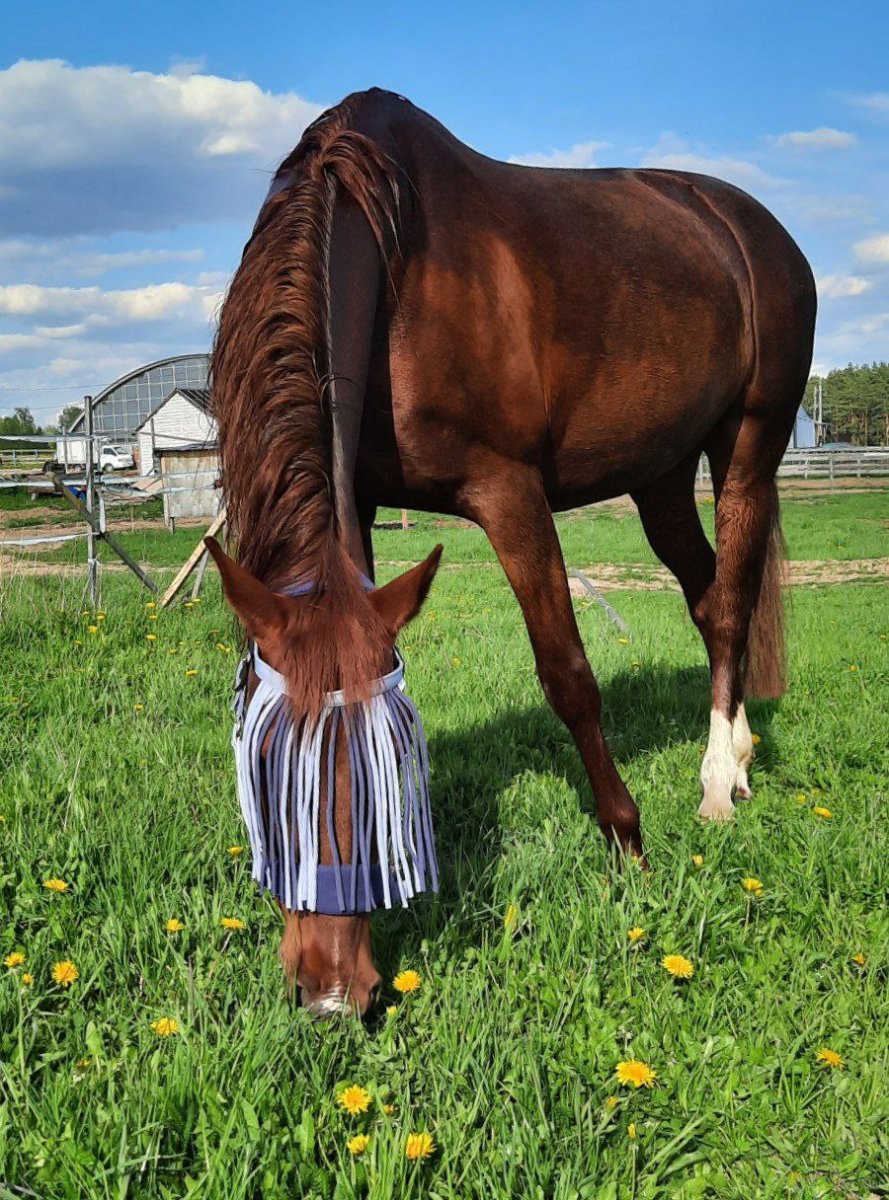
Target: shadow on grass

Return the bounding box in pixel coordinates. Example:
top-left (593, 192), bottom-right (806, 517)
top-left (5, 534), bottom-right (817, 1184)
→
top-left (370, 664), bottom-right (780, 985)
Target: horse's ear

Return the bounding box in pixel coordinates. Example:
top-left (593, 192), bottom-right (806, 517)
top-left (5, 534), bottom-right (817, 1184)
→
top-left (204, 537), bottom-right (289, 642)
top-left (368, 544), bottom-right (443, 637)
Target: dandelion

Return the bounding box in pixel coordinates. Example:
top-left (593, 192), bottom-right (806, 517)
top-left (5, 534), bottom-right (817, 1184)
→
top-left (87, 625), bottom-right (98, 635)
top-left (503, 903), bottom-right (519, 932)
top-left (742, 877), bottom-right (764, 896)
top-left (628, 926), bottom-right (646, 943)
top-left (383, 1103), bottom-right (395, 1115)
top-left (185, 669), bottom-right (198, 678)
top-left (146, 634), bottom-right (157, 642)
top-left (815, 1047), bottom-right (844, 1070)
top-left (133, 703), bottom-right (144, 713)
top-left (148, 614), bottom-right (158, 621)
top-left (628, 1123), bottom-right (637, 1140)
top-left (662, 954), bottom-right (694, 979)
top-left (0, 814), bottom-right (5, 821)
top-left (76, 1057), bottom-right (91, 1068)
top-left (74, 639), bottom-right (83, 647)
top-left (151, 1017), bottom-right (180, 1037)
top-left (21, 973), bottom-right (33, 986)
top-left (605, 1095), bottom-right (619, 1109)
top-left (220, 917), bottom-right (245, 930)
top-left (451, 656), bottom-right (461, 666)
top-left (851, 953), bottom-right (867, 967)
top-left (52, 960), bottom-right (78, 987)
top-left (347, 1134), bottom-right (370, 1156)
top-left (145, 602), bottom-right (156, 609)
top-left (227, 845), bottom-right (245, 857)
top-left (165, 918), bottom-right (184, 933)
top-left (691, 854), bottom-right (704, 867)
top-left (615, 1060), bottom-right (656, 1089)
top-left (386, 1005), bottom-right (398, 1018)
top-left (4, 951), bottom-right (25, 968)
top-left (618, 637), bottom-right (629, 645)
top-left (751, 733), bottom-right (761, 745)
top-left (405, 1132), bottom-right (435, 1160)
top-left (393, 969), bottom-right (421, 994)
top-left (338, 1085), bottom-right (372, 1115)
top-left (795, 793), bottom-right (808, 804)
top-left (43, 878), bottom-right (68, 892)
top-left (184, 602), bottom-right (194, 610)
top-left (813, 806), bottom-right (832, 820)
top-left (848, 664), bottom-right (858, 672)
top-left (97, 612), bottom-right (106, 621)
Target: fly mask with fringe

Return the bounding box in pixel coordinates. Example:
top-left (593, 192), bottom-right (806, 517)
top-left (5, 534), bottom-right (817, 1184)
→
top-left (232, 583), bottom-right (438, 915)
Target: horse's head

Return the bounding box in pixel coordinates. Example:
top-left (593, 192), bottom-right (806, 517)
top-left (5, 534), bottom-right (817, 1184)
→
top-left (206, 537), bottom-right (441, 1017)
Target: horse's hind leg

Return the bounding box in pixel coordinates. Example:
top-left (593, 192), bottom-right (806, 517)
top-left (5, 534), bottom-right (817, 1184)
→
top-left (466, 463), bottom-right (644, 860)
top-left (633, 447), bottom-right (759, 815)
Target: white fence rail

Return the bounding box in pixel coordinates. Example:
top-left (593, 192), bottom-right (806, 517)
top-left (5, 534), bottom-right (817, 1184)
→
top-left (698, 447), bottom-right (889, 482)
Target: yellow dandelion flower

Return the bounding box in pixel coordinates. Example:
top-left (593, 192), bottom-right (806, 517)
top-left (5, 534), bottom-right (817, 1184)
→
top-left (662, 954), bottom-right (694, 979)
top-left (192, 597), bottom-right (201, 604)
top-left (52, 960), bottom-right (78, 987)
top-left (220, 917), bottom-right (245, 930)
top-left (21, 973), bottom-right (33, 986)
top-left (0, 813), bottom-right (5, 821)
top-left (851, 953), bottom-right (866, 967)
top-left (87, 625), bottom-right (98, 635)
top-left (74, 639), bottom-right (83, 646)
top-left (628, 1123), bottom-right (637, 1140)
top-left (618, 637), bottom-right (629, 645)
top-left (615, 1060), bottom-right (656, 1088)
top-left (4, 951), bottom-right (25, 968)
top-left (96, 612), bottom-right (106, 621)
top-left (146, 634), bottom-right (157, 642)
top-left (691, 854), bottom-right (704, 867)
top-left (338, 1085), bottom-right (372, 1115)
top-left (185, 669), bottom-right (198, 678)
top-left (76, 1057), bottom-right (91, 1068)
top-left (628, 926), bottom-right (646, 943)
top-left (742, 877), bottom-right (764, 895)
top-left (43, 878), bottom-right (68, 892)
top-left (133, 703), bottom-right (144, 712)
top-left (386, 1005), bottom-right (398, 1018)
top-left (145, 602), bottom-right (156, 609)
top-left (393, 969), bottom-right (421, 994)
top-left (405, 1132), bottom-right (435, 1160)
top-left (228, 845), bottom-right (245, 857)
top-left (795, 793), bottom-right (808, 804)
top-left (813, 806), bottom-right (832, 820)
top-left (503, 903), bottom-right (519, 932)
top-left (751, 733), bottom-right (761, 745)
top-left (605, 1095), bottom-right (619, 1109)
top-left (383, 1103), bottom-right (395, 1115)
top-left (848, 664), bottom-right (858, 672)
top-left (151, 1017), bottom-right (180, 1037)
top-left (148, 613), bottom-right (158, 621)
top-left (165, 918), bottom-right (184, 933)
top-left (815, 1047), bottom-right (844, 1069)
top-left (347, 1134), bottom-right (370, 1156)
top-left (451, 656), bottom-right (461, 666)
top-left (168, 649), bottom-right (178, 655)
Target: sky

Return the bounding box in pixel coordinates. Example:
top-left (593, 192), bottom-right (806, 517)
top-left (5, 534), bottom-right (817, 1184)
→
top-left (1, 0), bottom-right (888, 424)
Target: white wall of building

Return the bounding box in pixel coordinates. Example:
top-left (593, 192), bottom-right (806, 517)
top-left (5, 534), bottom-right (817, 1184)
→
top-left (137, 392), bottom-right (216, 474)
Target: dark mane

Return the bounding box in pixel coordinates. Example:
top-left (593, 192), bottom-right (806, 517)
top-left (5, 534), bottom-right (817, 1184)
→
top-left (211, 95), bottom-right (401, 710)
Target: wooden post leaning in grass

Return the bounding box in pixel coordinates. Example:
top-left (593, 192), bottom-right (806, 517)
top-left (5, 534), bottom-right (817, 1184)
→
top-left (159, 506), bottom-right (227, 609)
top-left (51, 472), bottom-right (159, 595)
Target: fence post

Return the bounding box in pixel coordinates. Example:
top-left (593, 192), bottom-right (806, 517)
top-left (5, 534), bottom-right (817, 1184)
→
top-left (84, 395), bottom-right (98, 608)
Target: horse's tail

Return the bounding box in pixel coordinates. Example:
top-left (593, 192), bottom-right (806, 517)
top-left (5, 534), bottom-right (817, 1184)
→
top-left (212, 101), bottom-right (400, 712)
top-left (744, 480), bottom-right (787, 699)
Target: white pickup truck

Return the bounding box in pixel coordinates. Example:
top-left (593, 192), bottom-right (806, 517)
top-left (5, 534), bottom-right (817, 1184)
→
top-left (45, 441), bottom-right (135, 473)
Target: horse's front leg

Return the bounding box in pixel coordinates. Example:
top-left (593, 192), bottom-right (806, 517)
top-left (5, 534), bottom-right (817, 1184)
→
top-left (464, 462), bottom-right (645, 863)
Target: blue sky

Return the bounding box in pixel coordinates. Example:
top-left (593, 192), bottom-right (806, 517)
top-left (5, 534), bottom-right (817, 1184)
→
top-left (2, 0), bottom-right (888, 423)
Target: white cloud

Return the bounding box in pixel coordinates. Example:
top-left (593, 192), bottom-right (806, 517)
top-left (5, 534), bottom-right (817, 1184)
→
top-left (0, 59), bottom-right (323, 235)
top-left (0, 280), bottom-right (219, 326)
top-left (642, 134), bottom-right (781, 191)
top-left (847, 92), bottom-right (889, 117)
top-left (772, 127), bottom-right (857, 150)
top-left (853, 233), bottom-right (889, 268)
top-left (816, 274), bottom-right (872, 299)
top-left (509, 140), bottom-right (609, 168)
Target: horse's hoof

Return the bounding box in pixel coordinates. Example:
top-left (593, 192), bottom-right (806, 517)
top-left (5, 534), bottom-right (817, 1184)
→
top-left (698, 791), bottom-right (735, 821)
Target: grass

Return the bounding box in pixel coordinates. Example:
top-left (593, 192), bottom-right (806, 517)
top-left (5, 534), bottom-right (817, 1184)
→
top-left (0, 500), bottom-right (887, 1199)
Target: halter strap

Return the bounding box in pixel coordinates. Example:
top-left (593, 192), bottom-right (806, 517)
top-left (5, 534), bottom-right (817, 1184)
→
top-left (251, 644), bottom-right (406, 707)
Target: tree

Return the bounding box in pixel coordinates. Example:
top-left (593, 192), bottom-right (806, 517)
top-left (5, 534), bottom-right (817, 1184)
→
top-left (57, 403), bottom-right (83, 433)
top-left (807, 362), bottom-right (889, 445)
top-left (0, 406), bottom-right (38, 436)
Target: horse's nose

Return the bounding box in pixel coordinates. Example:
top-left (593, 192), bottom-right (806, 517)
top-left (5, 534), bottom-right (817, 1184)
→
top-left (304, 993), bottom-right (354, 1020)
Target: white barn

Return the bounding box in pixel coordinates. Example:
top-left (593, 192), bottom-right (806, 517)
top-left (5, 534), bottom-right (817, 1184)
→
top-left (135, 388), bottom-right (216, 474)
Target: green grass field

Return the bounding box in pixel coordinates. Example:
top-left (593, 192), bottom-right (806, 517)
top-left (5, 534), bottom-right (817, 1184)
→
top-left (0, 493), bottom-right (887, 1199)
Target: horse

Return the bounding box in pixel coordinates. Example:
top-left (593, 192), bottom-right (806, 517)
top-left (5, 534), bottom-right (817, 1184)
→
top-left (207, 88), bottom-right (816, 1016)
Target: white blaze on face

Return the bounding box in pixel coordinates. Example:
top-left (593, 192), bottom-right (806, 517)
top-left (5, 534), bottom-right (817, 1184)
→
top-left (699, 709), bottom-right (737, 820)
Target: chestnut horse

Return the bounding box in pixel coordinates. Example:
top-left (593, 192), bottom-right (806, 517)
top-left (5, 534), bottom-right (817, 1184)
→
top-left (209, 88), bottom-right (816, 1014)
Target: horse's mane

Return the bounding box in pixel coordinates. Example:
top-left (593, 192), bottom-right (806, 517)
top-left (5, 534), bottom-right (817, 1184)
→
top-left (211, 95), bottom-right (401, 712)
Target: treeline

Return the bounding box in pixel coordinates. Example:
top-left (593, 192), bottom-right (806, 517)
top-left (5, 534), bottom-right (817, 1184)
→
top-left (807, 362), bottom-right (889, 446)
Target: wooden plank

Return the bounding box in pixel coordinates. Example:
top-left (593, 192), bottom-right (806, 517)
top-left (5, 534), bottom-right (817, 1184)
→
top-left (52, 473), bottom-right (159, 594)
top-left (159, 507), bottom-right (227, 608)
